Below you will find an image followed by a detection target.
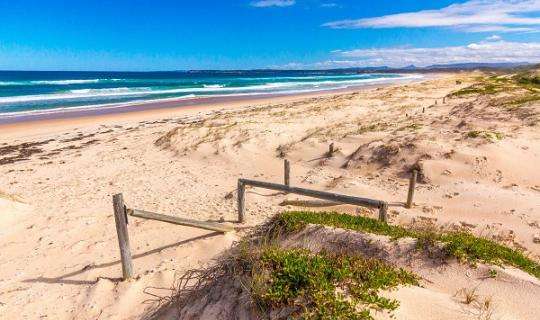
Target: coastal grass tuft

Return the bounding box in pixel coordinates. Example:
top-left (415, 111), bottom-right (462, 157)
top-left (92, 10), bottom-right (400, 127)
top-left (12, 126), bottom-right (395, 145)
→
top-left (450, 71), bottom-right (539, 98)
top-left (407, 123), bottom-right (423, 131)
top-left (274, 210), bottom-right (412, 239)
top-left (513, 72), bottom-right (540, 90)
top-left (466, 130), bottom-right (504, 141)
top-left (250, 247), bottom-right (418, 320)
top-left (273, 211), bottom-right (540, 279)
top-left (506, 94), bottom-right (540, 107)
top-left (451, 84), bottom-right (500, 96)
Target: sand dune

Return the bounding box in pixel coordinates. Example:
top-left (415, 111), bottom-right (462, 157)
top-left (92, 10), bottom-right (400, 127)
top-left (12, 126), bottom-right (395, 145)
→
top-left (0, 70), bottom-right (539, 319)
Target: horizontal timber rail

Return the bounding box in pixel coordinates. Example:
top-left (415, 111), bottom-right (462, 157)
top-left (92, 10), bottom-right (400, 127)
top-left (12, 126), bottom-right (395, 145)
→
top-left (127, 208), bottom-right (234, 233)
top-left (237, 178), bottom-right (388, 223)
top-left (112, 193), bottom-right (234, 280)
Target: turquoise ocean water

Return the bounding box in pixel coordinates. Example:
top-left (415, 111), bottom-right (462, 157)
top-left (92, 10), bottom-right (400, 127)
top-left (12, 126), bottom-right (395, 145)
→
top-left (0, 71), bottom-right (419, 118)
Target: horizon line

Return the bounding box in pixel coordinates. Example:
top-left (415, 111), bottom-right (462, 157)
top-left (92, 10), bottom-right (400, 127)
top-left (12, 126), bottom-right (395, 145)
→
top-left (0, 62), bottom-right (534, 73)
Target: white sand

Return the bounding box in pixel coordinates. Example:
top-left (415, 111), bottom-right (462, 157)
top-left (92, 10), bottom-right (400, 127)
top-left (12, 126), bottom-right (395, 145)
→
top-left (1, 72), bottom-right (539, 319)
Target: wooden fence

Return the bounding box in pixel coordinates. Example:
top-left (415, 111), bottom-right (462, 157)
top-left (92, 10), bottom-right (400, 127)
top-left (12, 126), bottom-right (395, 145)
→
top-left (238, 178), bottom-right (389, 223)
top-left (112, 194), bottom-right (233, 280)
top-left (237, 159), bottom-right (418, 223)
top-left (111, 158), bottom-right (418, 280)
top-left (238, 159), bottom-right (418, 223)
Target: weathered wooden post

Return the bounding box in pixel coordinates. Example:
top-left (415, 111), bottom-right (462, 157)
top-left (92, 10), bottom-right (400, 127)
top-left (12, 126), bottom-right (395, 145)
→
top-left (378, 202), bottom-right (388, 223)
top-left (238, 180), bottom-right (245, 223)
top-left (112, 193), bottom-right (133, 280)
top-left (443, 96), bottom-right (446, 104)
top-left (284, 159), bottom-right (290, 187)
top-left (406, 170), bottom-right (418, 209)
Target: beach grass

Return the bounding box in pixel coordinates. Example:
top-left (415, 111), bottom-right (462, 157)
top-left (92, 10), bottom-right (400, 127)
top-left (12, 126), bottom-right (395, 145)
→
top-left (451, 83), bottom-right (500, 96)
top-left (272, 211), bottom-right (540, 279)
top-left (450, 71), bottom-right (540, 98)
top-left (466, 130), bottom-right (504, 141)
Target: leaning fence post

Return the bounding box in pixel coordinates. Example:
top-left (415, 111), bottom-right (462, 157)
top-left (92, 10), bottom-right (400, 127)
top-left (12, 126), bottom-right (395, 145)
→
top-left (284, 159), bottom-right (290, 187)
top-left (406, 170), bottom-right (418, 209)
top-left (112, 193), bottom-right (133, 280)
top-left (238, 180), bottom-right (245, 223)
top-left (378, 202), bottom-right (388, 223)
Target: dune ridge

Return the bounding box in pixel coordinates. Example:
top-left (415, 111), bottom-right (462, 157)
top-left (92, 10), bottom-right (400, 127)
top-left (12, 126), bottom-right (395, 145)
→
top-left (0, 69), bottom-right (539, 319)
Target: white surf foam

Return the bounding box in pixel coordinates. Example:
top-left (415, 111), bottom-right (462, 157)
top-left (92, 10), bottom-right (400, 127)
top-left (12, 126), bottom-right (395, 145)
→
top-left (0, 78), bottom-right (128, 86)
top-left (0, 74), bottom-right (423, 116)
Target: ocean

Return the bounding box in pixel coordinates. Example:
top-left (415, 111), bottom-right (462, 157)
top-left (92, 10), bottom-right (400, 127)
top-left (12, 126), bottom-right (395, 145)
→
top-left (0, 70), bottom-right (419, 119)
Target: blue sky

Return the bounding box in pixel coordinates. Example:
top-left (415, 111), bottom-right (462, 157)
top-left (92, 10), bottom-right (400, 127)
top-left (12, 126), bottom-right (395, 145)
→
top-left (0, 0), bottom-right (539, 70)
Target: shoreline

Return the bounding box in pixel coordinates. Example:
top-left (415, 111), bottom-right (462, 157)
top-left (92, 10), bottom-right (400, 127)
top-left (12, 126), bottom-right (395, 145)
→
top-left (2, 70), bottom-right (540, 320)
top-left (0, 76), bottom-right (427, 135)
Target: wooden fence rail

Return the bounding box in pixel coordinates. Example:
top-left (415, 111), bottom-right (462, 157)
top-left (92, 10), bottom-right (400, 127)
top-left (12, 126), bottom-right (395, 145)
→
top-left (237, 178), bottom-right (388, 223)
top-left (127, 208), bottom-right (234, 233)
top-left (112, 193), bottom-right (233, 280)
top-left (112, 164), bottom-right (417, 280)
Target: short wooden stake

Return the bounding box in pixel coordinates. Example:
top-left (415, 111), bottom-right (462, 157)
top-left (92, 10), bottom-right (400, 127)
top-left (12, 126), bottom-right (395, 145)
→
top-left (329, 142), bottom-right (335, 155)
top-left (443, 97), bottom-right (446, 104)
top-left (112, 193), bottom-right (133, 280)
top-left (237, 180), bottom-right (245, 223)
top-left (406, 170), bottom-right (418, 209)
top-left (378, 202), bottom-right (388, 223)
top-left (284, 159), bottom-right (290, 187)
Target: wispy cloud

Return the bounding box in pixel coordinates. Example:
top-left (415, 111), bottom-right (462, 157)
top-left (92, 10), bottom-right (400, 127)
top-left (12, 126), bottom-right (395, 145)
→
top-left (456, 25), bottom-right (538, 33)
top-left (323, 0), bottom-right (540, 33)
top-left (279, 38), bottom-right (540, 68)
top-left (250, 0), bottom-right (295, 8)
top-left (486, 35), bottom-right (502, 41)
top-left (320, 3), bottom-right (339, 8)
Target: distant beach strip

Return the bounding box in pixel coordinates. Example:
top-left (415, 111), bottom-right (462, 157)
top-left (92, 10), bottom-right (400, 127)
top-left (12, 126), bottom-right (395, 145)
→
top-left (0, 71), bottom-right (422, 122)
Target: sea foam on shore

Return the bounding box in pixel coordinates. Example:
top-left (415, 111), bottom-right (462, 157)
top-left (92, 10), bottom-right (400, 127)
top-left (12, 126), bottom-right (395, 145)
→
top-left (0, 71), bottom-right (421, 118)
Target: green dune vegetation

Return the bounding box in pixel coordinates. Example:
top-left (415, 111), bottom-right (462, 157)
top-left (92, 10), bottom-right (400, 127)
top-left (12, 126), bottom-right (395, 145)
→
top-left (450, 69), bottom-right (539, 103)
top-left (158, 210), bottom-right (540, 319)
top-left (246, 247), bottom-right (418, 320)
top-left (273, 211), bottom-right (540, 279)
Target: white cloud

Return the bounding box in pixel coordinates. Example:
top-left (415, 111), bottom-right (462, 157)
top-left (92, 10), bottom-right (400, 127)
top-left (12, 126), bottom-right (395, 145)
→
top-left (250, 0), bottom-right (295, 7)
top-left (323, 0), bottom-right (540, 33)
top-left (455, 25), bottom-right (538, 33)
top-left (320, 3), bottom-right (339, 8)
top-left (279, 40), bottom-right (540, 68)
top-left (486, 35), bottom-right (502, 41)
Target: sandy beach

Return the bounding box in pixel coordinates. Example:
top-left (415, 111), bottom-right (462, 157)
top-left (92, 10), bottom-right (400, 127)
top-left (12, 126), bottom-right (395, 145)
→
top-left (1, 71), bottom-right (539, 319)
